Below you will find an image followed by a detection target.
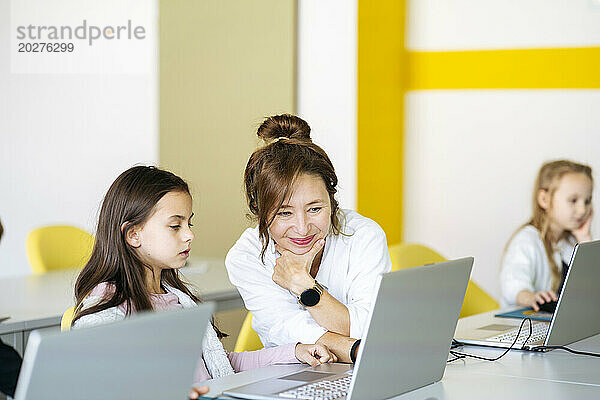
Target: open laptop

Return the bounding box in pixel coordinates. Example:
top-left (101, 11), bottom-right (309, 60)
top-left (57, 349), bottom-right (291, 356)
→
top-left (14, 303), bottom-right (214, 400)
top-left (455, 240), bottom-right (600, 350)
top-left (223, 257), bottom-right (474, 400)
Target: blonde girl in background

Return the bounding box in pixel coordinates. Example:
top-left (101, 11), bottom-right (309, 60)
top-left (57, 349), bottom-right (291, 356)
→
top-left (500, 160), bottom-right (593, 310)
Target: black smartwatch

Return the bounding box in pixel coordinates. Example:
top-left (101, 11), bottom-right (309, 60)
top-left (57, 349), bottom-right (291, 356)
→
top-left (298, 281), bottom-right (324, 307)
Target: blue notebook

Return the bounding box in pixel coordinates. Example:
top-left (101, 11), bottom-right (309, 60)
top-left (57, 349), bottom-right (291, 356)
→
top-left (495, 307), bottom-right (553, 322)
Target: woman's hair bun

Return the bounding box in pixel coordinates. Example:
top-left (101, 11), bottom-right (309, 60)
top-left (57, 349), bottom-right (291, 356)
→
top-left (257, 114), bottom-right (311, 142)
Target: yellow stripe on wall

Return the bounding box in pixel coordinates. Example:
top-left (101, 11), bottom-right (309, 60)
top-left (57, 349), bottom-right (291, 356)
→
top-left (357, 0), bottom-right (406, 245)
top-left (408, 47), bottom-right (600, 89)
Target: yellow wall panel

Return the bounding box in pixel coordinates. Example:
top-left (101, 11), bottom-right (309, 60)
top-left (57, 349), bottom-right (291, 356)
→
top-left (357, 0), bottom-right (406, 244)
top-left (408, 47), bottom-right (600, 89)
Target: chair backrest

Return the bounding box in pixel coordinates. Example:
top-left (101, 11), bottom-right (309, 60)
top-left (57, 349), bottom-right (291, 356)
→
top-left (26, 225), bottom-right (94, 274)
top-left (388, 243), bottom-right (446, 271)
top-left (461, 280), bottom-right (500, 318)
top-left (61, 306), bottom-right (75, 332)
top-left (388, 242), bottom-right (499, 317)
top-left (233, 312), bottom-right (263, 353)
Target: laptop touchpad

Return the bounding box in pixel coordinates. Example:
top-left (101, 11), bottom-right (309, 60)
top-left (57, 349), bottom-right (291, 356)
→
top-left (279, 371), bottom-right (336, 382)
top-left (478, 324), bottom-right (515, 331)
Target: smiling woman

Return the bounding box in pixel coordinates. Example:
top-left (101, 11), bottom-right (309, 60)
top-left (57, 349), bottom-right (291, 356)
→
top-left (226, 114), bottom-right (393, 363)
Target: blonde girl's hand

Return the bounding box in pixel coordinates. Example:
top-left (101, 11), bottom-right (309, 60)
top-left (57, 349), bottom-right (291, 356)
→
top-left (189, 385), bottom-right (209, 399)
top-left (272, 239), bottom-right (325, 295)
top-left (531, 291), bottom-right (558, 311)
top-left (295, 343), bottom-right (338, 366)
top-left (572, 208), bottom-right (593, 243)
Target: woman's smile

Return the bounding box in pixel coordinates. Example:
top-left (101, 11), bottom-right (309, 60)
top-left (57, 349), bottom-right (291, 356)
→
top-left (288, 235), bottom-right (316, 246)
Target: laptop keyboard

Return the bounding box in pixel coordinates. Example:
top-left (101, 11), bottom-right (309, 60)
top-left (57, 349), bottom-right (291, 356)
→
top-left (487, 322), bottom-right (549, 345)
top-left (277, 374), bottom-right (352, 400)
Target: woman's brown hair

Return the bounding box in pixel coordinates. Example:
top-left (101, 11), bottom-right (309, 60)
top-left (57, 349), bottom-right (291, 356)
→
top-left (72, 166), bottom-right (201, 326)
top-left (505, 160), bottom-right (593, 291)
top-left (244, 114), bottom-right (342, 260)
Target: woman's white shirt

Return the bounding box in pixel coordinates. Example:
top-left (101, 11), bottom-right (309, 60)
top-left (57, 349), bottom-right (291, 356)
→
top-left (500, 225), bottom-right (576, 307)
top-left (225, 209), bottom-right (392, 347)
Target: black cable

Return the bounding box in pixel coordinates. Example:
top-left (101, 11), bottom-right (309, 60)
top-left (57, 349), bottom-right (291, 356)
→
top-left (530, 345), bottom-right (600, 357)
top-left (447, 353), bottom-right (465, 363)
top-left (447, 318), bottom-right (533, 363)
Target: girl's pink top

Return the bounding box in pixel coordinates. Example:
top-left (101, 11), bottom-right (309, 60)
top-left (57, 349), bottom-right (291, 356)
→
top-left (88, 283), bottom-right (298, 382)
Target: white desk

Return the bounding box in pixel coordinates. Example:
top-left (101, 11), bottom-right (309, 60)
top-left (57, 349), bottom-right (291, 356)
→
top-left (0, 257), bottom-right (241, 355)
top-left (204, 365), bottom-right (600, 400)
top-left (203, 312), bottom-right (600, 399)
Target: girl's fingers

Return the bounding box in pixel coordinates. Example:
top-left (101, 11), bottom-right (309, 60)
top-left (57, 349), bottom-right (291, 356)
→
top-left (189, 385), bottom-right (210, 399)
top-left (532, 295), bottom-right (542, 310)
top-left (538, 293), bottom-right (547, 303)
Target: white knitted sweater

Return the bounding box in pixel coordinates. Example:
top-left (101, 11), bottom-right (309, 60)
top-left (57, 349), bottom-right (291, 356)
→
top-left (72, 284), bottom-right (235, 379)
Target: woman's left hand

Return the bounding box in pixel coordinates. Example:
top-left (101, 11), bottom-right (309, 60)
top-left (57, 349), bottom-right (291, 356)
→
top-left (272, 239), bottom-right (324, 294)
top-left (573, 208), bottom-right (593, 243)
top-left (295, 343), bottom-right (338, 366)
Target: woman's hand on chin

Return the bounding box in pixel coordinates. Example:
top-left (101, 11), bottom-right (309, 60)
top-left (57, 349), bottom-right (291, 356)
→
top-left (272, 239), bottom-right (324, 294)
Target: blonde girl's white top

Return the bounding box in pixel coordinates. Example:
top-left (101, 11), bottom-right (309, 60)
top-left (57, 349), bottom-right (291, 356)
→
top-left (225, 209), bottom-right (393, 347)
top-left (500, 225), bottom-right (576, 307)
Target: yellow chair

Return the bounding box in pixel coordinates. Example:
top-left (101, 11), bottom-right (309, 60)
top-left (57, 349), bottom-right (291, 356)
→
top-left (388, 242), bottom-right (499, 318)
top-left (26, 225), bottom-right (94, 274)
top-left (61, 306), bottom-right (76, 332)
top-left (389, 243), bottom-right (446, 270)
top-left (233, 312), bottom-right (263, 352)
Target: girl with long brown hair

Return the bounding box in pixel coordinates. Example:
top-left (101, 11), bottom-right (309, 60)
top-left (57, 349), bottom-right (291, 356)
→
top-left (71, 166), bottom-right (335, 394)
top-left (500, 160), bottom-right (593, 310)
top-left (226, 114), bottom-right (392, 363)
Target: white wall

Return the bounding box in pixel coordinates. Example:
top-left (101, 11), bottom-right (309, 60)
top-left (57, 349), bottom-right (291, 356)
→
top-left (408, 0), bottom-right (600, 50)
top-left (404, 0), bottom-right (600, 299)
top-left (297, 0), bottom-right (357, 210)
top-left (0, 0), bottom-right (158, 278)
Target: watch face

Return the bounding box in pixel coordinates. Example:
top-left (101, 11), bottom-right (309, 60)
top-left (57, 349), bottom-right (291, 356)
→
top-left (300, 288), bottom-right (320, 307)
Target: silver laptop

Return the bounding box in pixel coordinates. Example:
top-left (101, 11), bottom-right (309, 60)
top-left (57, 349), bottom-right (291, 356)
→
top-left (224, 257), bottom-right (474, 400)
top-left (455, 240), bottom-right (600, 350)
top-left (14, 303), bottom-right (214, 400)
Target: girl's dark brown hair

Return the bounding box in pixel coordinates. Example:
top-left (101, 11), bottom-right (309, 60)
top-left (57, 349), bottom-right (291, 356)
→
top-left (244, 114), bottom-right (342, 260)
top-left (72, 166), bottom-right (201, 326)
